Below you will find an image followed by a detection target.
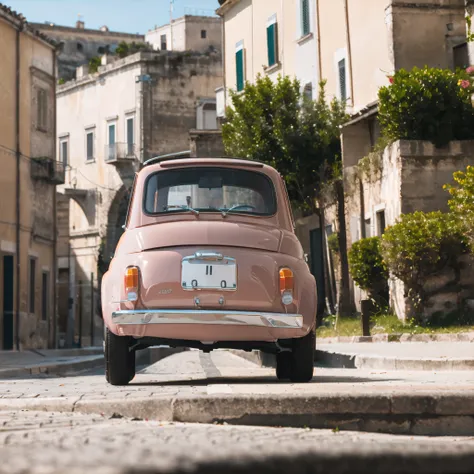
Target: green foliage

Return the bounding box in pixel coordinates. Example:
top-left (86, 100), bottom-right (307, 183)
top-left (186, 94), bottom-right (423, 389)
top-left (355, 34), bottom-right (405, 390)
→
top-left (378, 66), bottom-right (474, 148)
top-left (327, 233), bottom-right (340, 255)
top-left (88, 56), bottom-right (101, 74)
top-left (58, 78), bottom-right (66, 85)
top-left (445, 164), bottom-right (474, 252)
top-left (381, 211), bottom-right (467, 312)
top-left (116, 41), bottom-right (151, 59)
top-left (348, 237), bottom-right (388, 294)
top-left (222, 74), bottom-right (348, 212)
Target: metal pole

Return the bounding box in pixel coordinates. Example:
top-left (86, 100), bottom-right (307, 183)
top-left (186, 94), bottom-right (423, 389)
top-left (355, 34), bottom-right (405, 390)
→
top-left (15, 25), bottom-right (21, 351)
top-left (90, 273), bottom-right (94, 347)
top-left (78, 279), bottom-right (82, 348)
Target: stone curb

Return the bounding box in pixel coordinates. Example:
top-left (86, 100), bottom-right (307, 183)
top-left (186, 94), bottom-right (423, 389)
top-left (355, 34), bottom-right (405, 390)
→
top-left (317, 332), bottom-right (474, 344)
top-left (315, 350), bottom-right (474, 371)
top-left (0, 346), bottom-right (186, 379)
top-left (0, 355), bottom-right (105, 379)
top-left (3, 392), bottom-right (474, 436)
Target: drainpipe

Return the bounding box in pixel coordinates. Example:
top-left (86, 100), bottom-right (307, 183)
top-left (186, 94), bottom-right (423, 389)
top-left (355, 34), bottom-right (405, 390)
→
top-left (15, 25), bottom-right (21, 351)
top-left (221, 16), bottom-right (226, 109)
top-left (343, 0), bottom-right (355, 107)
top-left (52, 49), bottom-right (58, 348)
top-left (280, 0), bottom-right (284, 75)
top-left (315, 0), bottom-right (322, 84)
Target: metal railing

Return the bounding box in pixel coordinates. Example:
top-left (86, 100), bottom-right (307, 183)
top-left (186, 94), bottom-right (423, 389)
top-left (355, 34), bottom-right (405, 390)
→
top-left (104, 143), bottom-right (136, 163)
top-left (31, 157), bottom-right (66, 184)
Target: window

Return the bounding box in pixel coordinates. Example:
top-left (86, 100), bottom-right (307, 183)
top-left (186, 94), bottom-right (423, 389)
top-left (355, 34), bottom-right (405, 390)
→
top-left (376, 210), bottom-right (386, 236)
top-left (301, 0), bottom-right (310, 36)
top-left (60, 139), bottom-right (68, 167)
top-left (77, 42), bottom-right (84, 52)
top-left (29, 258), bottom-right (36, 314)
top-left (144, 167), bottom-right (277, 216)
top-left (267, 15), bottom-right (278, 67)
top-left (201, 29), bottom-right (207, 39)
top-left (107, 123), bottom-right (116, 161)
top-left (41, 272), bottom-right (49, 321)
top-left (338, 58), bottom-right (347, 102)
top-left (98, 46), bottom-right (105, 55)
top-left (86, 131), bottom-right (94, 161)
top-left (364, 218), bottom-right (371, 238)
top-left (161, 34), bottom-right (167, 50)
top-left (453, 43), bottom-right (468, 70)
top-left (235, 41), bottom-right (245, 92)
top-left (126, 117), bottom-right (134, 155)
top-left (37, 88), bottom-right (48, 130)
top-left (303, 83), bottom-right (313, 101)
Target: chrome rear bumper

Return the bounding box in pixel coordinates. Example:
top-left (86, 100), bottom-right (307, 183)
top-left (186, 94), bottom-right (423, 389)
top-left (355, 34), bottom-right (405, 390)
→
top-left (112, 309), bottom-right (303, 329)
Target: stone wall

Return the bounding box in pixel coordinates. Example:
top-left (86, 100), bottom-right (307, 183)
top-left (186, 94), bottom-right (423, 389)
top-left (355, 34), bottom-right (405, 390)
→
top-left (189, 129), bottom-right (226, 157)
top-left (143, 51), bottom-right (223, 159)
top-left (344, 139), bottom-right (474, 320)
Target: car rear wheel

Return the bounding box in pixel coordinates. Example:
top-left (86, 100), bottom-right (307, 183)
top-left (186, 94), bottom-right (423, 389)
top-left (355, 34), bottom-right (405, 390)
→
top-left (276, 352), bottom-right (291, 380)
top-left (289, 329), bottom-right (315, 383)
top-left (105, 327), bottom-right (135, 386)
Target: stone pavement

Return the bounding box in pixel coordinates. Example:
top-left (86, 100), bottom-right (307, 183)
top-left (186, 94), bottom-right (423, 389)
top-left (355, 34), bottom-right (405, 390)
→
top-left (1, 350), bottom-right (474, 435)
top-left (1, 410), bottom-right (474, 474)
top-left (315, 341), bottom-right (474, 371)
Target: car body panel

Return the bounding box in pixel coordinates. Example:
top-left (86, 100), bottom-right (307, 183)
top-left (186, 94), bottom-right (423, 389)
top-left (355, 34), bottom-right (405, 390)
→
top-left (101, 158), bottom-right (317, 345)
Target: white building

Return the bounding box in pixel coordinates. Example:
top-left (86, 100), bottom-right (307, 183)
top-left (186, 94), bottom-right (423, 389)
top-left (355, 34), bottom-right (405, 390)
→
top-left (146, 15), bottom-right (222, 53)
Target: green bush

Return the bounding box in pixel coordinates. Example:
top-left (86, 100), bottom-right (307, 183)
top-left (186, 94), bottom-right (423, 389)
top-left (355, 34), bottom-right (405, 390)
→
top-left (88, 56), bottom-right (101, 74)
top-left (348, 237), bottom-right (388, 299)
top-left (381, 211), bottom-right (467, 313)
top-left (378, 66), bottom-right (474, 148)
top-left (445, 164), bottom-right (474, 251)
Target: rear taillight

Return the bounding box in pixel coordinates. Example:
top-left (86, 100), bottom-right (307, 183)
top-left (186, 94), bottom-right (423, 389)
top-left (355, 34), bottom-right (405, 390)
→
top-left (279, 268), bottom-right (294, 306)
top-left (124, 266), bottom-right (139, 302)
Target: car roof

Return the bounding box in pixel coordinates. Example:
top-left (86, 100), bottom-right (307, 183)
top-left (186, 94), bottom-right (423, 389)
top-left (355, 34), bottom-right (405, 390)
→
top-left (140, 157), bottom-right (273, 173)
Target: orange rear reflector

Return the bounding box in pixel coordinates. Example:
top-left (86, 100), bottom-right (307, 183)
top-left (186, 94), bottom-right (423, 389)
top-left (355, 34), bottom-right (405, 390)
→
top-left (279, 268), bottom-right (294, 292)
top-left (125, 266), bottom-right (139, 291)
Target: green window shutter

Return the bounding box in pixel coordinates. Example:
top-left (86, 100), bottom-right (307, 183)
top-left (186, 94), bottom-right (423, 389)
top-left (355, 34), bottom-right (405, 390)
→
top-left (236, 49), bottom-right (244, 91)
top-left (302, 0), bottom-right (310, 36)
top-left (267, 23), bottom-right (278, 66)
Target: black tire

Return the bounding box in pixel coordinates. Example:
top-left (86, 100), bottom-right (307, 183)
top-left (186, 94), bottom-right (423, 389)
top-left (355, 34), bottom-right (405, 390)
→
top-left (276, 352), bottom-right (291, 380)
top-left (289, 329), bottom-right (315, 383)
top-left (105, 327), bottom-right (135, 386)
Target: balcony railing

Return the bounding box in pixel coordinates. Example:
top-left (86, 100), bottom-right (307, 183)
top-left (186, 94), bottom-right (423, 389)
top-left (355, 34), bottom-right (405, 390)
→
top-left (31, 157), bottom-right (65, 185)
top-left (104, 143), bottom-right (136, 164)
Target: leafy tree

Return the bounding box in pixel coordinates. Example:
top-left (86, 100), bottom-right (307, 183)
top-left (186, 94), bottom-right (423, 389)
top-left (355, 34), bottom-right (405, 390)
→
top-left (223, 74), bottom-right (353, 317)
top-left (116, 41), bottom-right (151, 59)
top-left (222, 74), bottom-right (347, 213)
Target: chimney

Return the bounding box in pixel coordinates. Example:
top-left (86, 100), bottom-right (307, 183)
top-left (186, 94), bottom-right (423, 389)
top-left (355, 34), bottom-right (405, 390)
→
top-left (100, 25), bottom-right (109, 32)
top-left (76, 64), bottom-right (89, 78)
top-left (76, 20), bottom-right (85, 29)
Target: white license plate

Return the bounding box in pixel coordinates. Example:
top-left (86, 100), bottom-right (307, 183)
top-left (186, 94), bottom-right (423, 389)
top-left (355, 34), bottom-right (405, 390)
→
top-left (181, 256), bottom-right (237, 290)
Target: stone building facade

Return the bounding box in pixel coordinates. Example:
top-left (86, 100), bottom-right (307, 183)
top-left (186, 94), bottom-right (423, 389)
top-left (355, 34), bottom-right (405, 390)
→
top-left (0, 5), bottom-right (61, 350)
top-left (145, 15), bottom-right (222, 53)
top-left (56, 50), bottom-right (222, 346)
top-left (30, 20), bottom-right (144, 81)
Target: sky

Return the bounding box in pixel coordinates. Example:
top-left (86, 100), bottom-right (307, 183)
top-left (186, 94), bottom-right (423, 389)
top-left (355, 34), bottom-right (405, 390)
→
top-left (6, 0), bottom-right (220, 34)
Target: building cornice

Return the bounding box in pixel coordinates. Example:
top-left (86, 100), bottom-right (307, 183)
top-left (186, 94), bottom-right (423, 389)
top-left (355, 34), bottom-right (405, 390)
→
top-left (216, 0), bottom-right (242, 17)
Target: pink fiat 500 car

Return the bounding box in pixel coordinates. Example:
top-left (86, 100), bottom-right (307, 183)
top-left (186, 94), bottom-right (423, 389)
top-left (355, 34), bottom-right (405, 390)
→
top-left (101, 157), bottom-right (317, 385)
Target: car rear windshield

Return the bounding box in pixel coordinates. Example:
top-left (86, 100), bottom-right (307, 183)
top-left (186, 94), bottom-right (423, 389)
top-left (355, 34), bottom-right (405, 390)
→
top-left (144, 167), bottom-right (277, 216)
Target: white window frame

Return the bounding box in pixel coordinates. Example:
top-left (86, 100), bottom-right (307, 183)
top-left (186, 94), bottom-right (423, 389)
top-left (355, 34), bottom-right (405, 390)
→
top-left (334, 48), bottom-right (349, 103)
top-left (59, 137), bottom-right (69, 167)
top-left (125, 115), bottom-right (135, 156)
top-left (85, 128), bottom-right (95, 162)
top-left (299, 0), bottom-right (312, 38)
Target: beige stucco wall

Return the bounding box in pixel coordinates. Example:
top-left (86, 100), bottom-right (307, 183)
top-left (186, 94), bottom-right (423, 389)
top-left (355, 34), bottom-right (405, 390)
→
top-left (0, 14), bottom-right (57, 349)
top-left (220, 0), bottom-right (318, 103)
